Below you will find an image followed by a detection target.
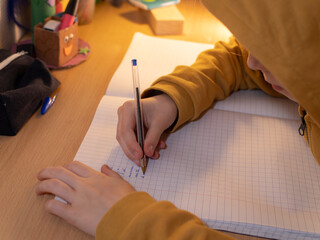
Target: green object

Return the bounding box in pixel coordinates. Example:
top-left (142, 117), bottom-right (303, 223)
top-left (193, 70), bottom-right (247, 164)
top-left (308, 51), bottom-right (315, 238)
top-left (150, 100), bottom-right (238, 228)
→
top-left (78, 47), bottom-right (91, 55)
top-left (128, 0), bottom-right (179, 10)
top-left (31, 0), bottom-right (56, 31)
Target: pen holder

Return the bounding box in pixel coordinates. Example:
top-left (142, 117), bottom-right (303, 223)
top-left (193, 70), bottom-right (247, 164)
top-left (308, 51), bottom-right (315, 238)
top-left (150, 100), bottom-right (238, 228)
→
top-left (34, 16), bottom-right (79, 67)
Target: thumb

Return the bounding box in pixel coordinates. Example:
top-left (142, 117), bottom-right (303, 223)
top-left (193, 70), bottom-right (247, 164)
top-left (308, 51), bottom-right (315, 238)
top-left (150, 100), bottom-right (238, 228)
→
top-left (101, 165), bottom-right (122, 178)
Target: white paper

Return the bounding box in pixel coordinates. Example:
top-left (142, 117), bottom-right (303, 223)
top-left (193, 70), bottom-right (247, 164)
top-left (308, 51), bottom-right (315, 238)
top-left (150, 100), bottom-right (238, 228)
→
top-left (73, 33), bottom-right (319, 240)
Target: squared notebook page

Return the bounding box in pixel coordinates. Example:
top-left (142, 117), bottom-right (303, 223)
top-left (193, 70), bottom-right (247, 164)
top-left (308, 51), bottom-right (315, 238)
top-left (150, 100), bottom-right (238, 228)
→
top-left (214, 90), bottom-right (300, 121)
top-left (75, 95), bottom-right (320, 240)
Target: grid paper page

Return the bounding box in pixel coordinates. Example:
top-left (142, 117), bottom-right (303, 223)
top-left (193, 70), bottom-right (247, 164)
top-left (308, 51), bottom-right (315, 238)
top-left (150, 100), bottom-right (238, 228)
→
top-left (75, 95), bottom-right (320, 240)
top-left (214, 90), bottom-right (299, 121)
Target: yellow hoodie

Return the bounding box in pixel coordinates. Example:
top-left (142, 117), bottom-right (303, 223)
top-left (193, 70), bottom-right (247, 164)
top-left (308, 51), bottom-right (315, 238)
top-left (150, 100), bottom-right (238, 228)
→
top-left (96, 0), bottom-right (319, 239)
top-left (201, 0), bottom-right (320, 165)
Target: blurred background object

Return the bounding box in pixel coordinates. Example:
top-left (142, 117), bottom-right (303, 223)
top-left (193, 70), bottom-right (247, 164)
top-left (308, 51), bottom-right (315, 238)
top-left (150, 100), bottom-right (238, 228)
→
top-left (78, 0), bottom-right (95, 25)
top-left (56, 0), bottom-right (69, 14)
top-left (1, 0), bottom-right (30, 50)
top-left (31, 0), bottom-right (56, 33)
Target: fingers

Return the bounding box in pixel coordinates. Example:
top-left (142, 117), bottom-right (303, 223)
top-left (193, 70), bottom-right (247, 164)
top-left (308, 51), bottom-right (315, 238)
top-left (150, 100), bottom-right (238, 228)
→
top-left (117, 98), bottom-right (168, 159)
top-left (117, 101), bottom-right (143, 165)
top-left (158, 140), bottom-right (167, 149)
top-left (148, 140), bottom-right (167, 159)
top-left (117, 95), bottom-right (176, 163)
top-left (36, 178), bottom-right (74, 203)
top-left (37, 166), bottom-right (79, 189)
top-left (44, 199), bottom-right (73, 223)
top-left (100, 165), bottom-right (122, 178)
top-left (64, 161), bottom-right (94, 178)
top-left (144, 126), bottom-right (167, 157)
top-left (143, 94), bottom-right (176, 157)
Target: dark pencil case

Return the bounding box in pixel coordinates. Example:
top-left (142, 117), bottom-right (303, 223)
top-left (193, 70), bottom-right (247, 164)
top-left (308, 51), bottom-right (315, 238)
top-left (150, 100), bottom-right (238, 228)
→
top-left (0, 49), bottom-right (60, 135)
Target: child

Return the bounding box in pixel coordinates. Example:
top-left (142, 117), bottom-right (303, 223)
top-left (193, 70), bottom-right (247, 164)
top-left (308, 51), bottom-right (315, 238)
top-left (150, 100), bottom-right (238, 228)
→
top-left (37, 0), bottom-right (320, 239)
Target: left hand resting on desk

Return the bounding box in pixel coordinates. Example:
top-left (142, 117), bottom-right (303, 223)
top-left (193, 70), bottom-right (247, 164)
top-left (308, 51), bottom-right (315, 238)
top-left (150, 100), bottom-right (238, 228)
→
top-left (36, 161), bottom-right (135, 236)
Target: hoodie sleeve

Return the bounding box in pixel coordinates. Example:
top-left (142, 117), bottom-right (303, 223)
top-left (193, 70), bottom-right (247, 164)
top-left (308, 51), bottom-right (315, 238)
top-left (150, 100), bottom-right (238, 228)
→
top-left (96, 192), bottom-right (236, 240)
top-left (142, 37), bottom-right (283, 131)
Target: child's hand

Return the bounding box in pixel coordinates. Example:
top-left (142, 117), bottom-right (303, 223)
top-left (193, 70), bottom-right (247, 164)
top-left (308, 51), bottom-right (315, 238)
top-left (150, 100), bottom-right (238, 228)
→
top-left (117, 93), bottom-right (178, 165)
top-left (36, 161), bottom-right (135, 236)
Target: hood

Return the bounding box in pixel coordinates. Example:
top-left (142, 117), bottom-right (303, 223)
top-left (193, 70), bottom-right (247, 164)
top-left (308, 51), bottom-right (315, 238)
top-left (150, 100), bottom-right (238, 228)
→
top-left (202, 0), bottom-right (320, 128)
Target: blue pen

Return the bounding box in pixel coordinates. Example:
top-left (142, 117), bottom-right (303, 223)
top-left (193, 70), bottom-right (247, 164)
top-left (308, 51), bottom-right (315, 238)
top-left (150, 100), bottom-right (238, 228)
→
top-left (41, 94), bottom-right (57, 115)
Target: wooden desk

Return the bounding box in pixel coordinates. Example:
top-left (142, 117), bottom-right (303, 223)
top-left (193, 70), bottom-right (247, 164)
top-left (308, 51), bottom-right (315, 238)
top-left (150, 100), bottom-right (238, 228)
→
top-left (0, 1), bottom-right (262, 239)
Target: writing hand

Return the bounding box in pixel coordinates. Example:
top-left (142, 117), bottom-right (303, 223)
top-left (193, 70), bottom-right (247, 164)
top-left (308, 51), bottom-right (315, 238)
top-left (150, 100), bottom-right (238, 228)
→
top-left (36, 161), bottom-right (135, 236)
top-left (117, 93), bottom-right (178, 165)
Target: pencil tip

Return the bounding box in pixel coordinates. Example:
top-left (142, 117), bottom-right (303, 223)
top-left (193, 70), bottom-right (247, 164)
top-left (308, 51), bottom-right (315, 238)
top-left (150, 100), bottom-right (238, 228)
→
top-left (140, 156), bottom-right (148, 174)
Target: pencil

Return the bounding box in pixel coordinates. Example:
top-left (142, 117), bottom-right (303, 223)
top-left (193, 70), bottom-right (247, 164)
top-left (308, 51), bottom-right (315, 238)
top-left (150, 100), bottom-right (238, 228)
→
top-left (132, 59), bottom-right (148, 174)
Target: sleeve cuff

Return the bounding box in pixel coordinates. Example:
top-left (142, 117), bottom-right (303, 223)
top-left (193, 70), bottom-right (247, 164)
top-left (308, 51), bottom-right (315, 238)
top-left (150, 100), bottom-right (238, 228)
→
top-left (96, 191), bottom-right (156, 239)
top-left (142, 82), bottom-right (194, 132)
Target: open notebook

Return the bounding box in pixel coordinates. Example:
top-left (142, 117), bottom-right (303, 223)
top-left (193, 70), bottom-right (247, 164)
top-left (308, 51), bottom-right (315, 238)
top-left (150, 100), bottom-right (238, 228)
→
top-left (74, 33), bottom-right (320, 240)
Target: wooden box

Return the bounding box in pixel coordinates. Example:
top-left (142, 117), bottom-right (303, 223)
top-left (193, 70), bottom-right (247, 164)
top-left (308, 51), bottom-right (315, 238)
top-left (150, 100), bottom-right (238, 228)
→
top-left (146, 5), bottom-right (184, 35)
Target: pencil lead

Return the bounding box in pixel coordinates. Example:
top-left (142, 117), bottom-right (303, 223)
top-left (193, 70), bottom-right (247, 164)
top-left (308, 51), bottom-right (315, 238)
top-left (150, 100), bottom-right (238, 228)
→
top-left (140, 156), bottom-right (148, 174)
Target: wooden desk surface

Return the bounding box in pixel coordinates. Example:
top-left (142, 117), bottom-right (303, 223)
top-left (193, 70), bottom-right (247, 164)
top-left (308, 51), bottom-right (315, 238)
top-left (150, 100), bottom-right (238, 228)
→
top-left (0, 1), bottom-right (263, 239)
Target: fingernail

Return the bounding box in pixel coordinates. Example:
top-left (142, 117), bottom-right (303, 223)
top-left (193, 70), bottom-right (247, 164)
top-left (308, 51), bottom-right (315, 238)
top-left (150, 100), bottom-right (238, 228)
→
top-left (148, 145), bottom-right (154, 154)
